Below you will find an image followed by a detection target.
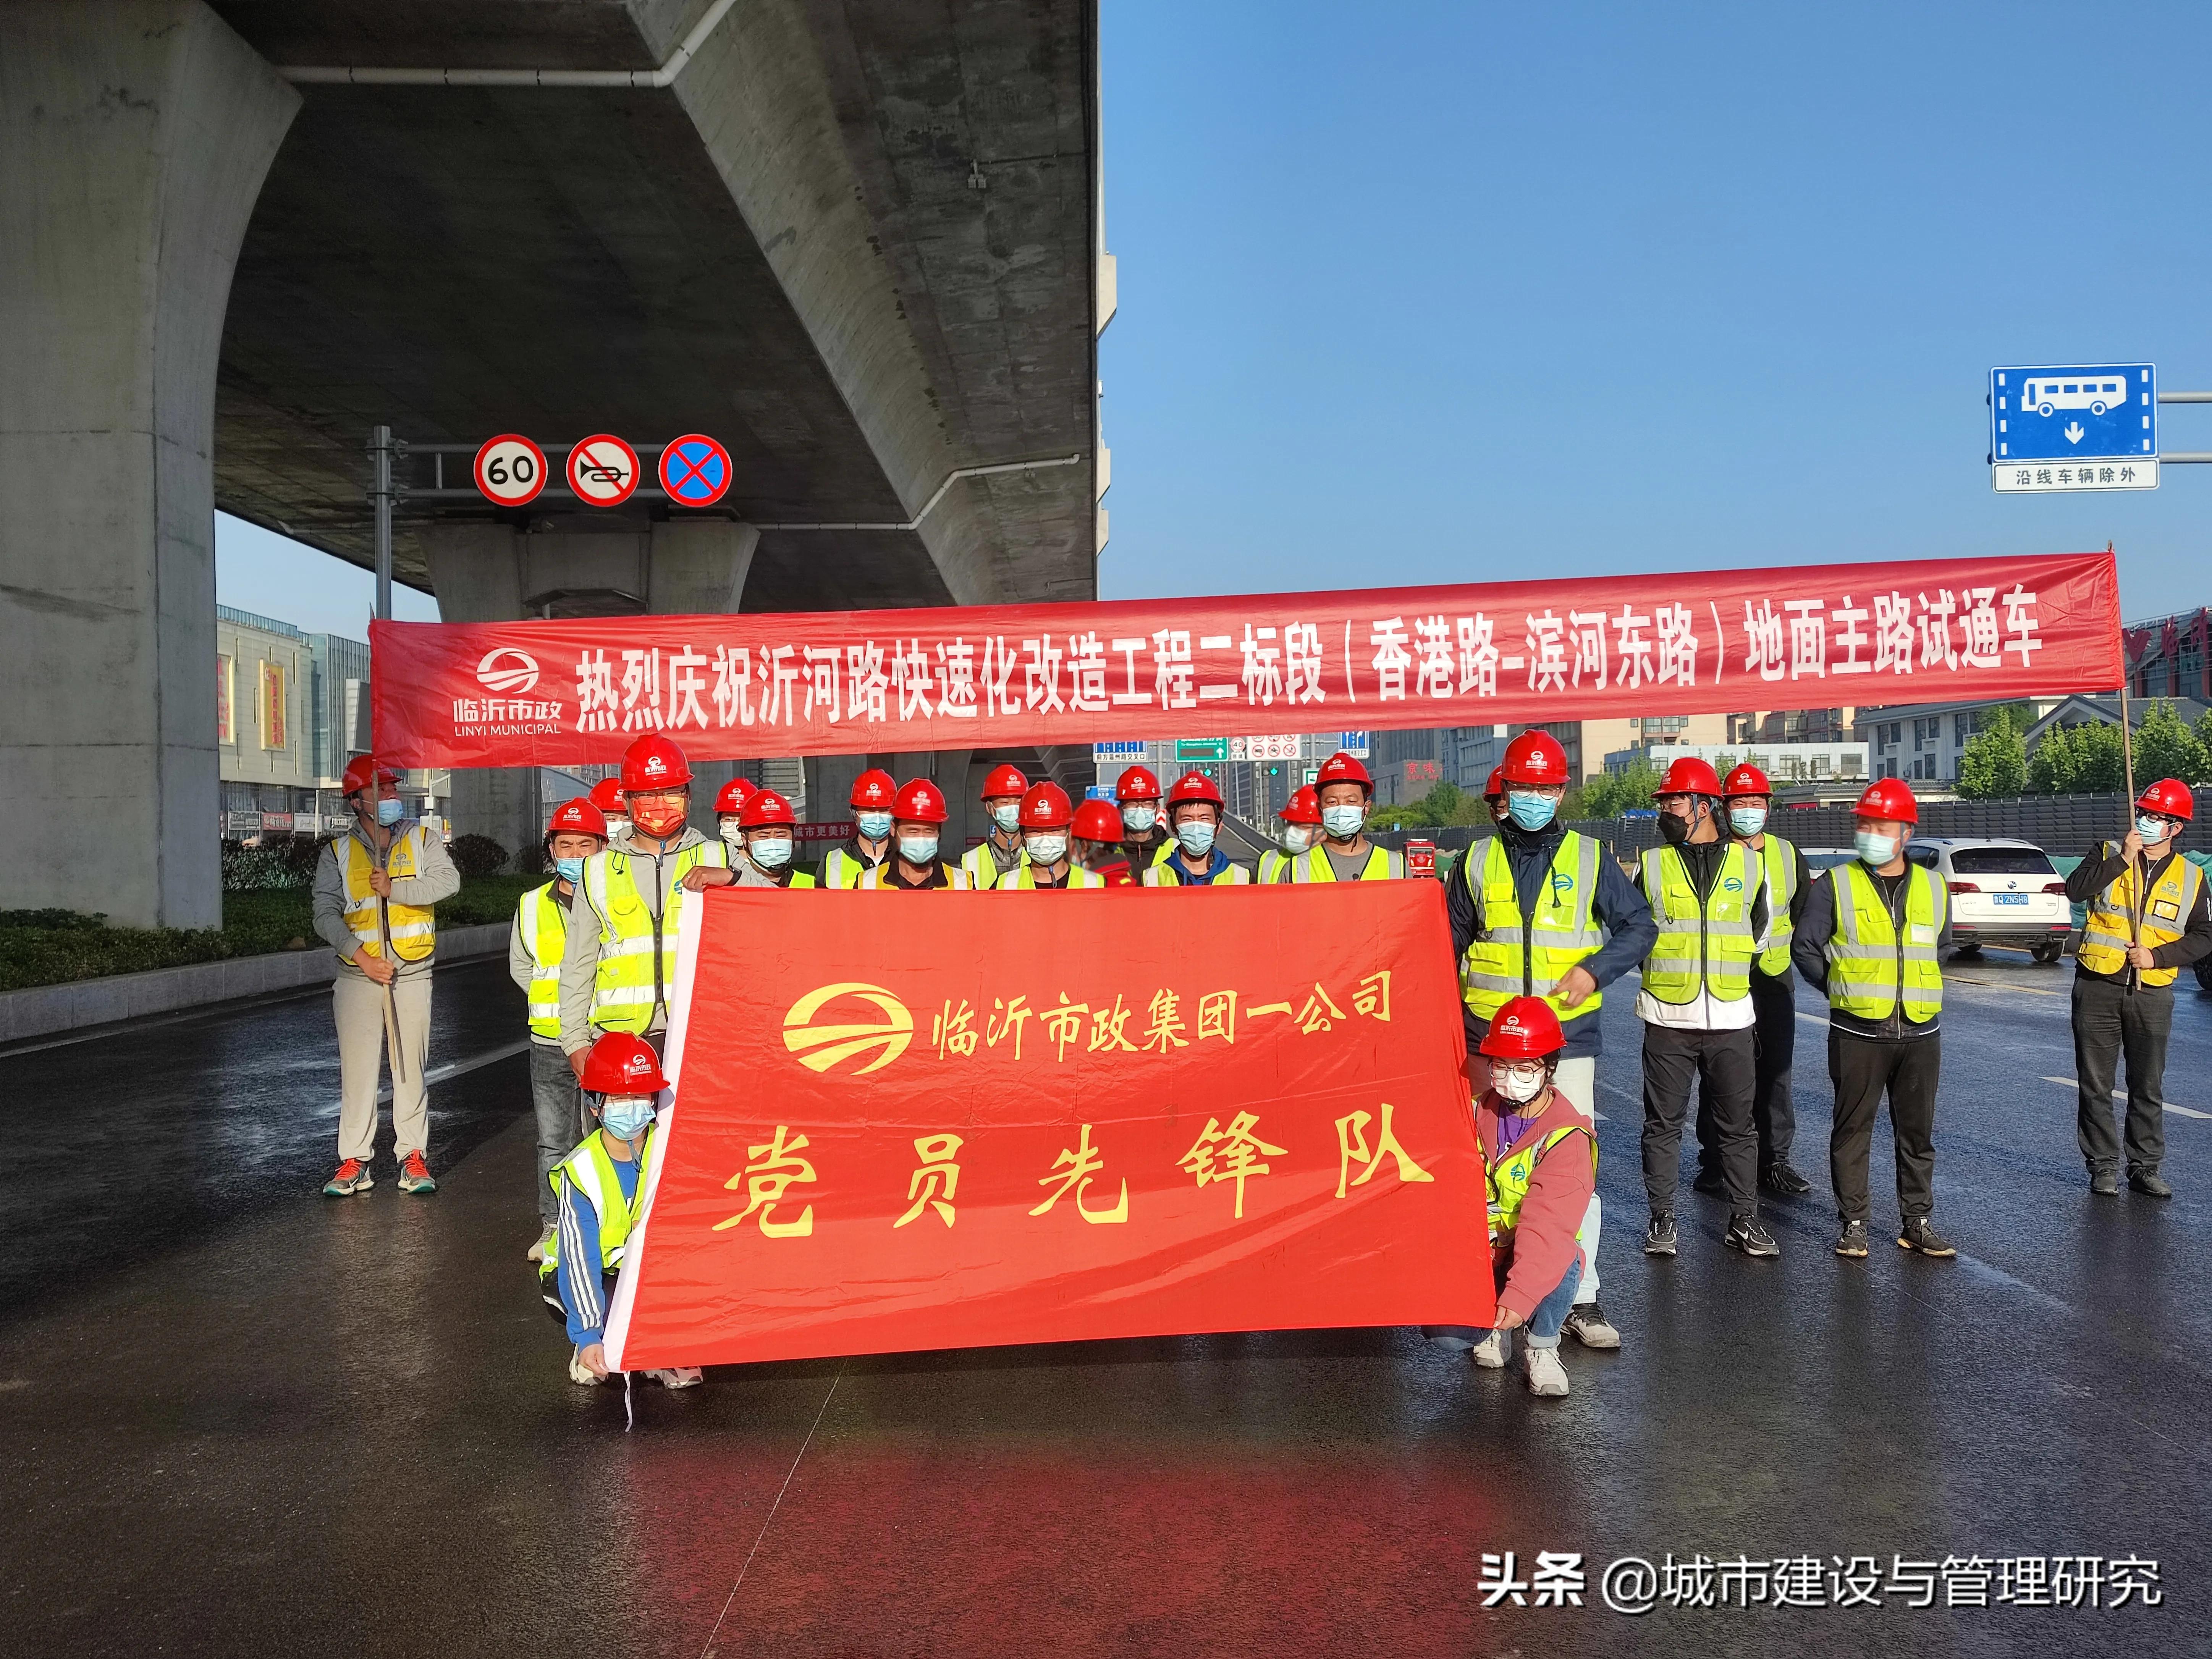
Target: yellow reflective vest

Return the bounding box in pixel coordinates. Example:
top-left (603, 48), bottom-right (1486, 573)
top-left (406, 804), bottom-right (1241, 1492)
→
top-left (1142, 858), bottom-right (1253, 886)
top-left (1289, 842), bottom-right (1405, 881)
top-left (820, 841), bottom-right (889, 889)
top-left (1824, 861), bottom-right (1947, 1022)
top-left (1459, 833), bottom-right (1606, 1028)
top-left (1000, 863), bottom-right (1108, 889)
top-left (339, 825), bottom-right (437, 963)
top-left (1258, 848), bottom-right (1290, 884)
top-left (539, 1128), bottom-right (656, 1282)
top-left (514, 881), bottom-right (567, 1040)
top-left (1638, 841), bottom-right (1762, 1005)
top-left (582, 841), bottom-right (727, 1033)
top-left (858, 862), bottom-right (971, 890)
top-left (960, 837), bottom-right (1026, 891)
top-left (1751, 833), bottom-right (1801, 977)
top-left (2077, 845), bottom-right (2205, 987)
top-left (1487, 1122), bottom-right (1597, 1243)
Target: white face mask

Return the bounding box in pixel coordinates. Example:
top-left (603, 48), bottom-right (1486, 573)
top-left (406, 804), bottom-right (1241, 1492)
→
top-left (1122, 804), bottom-right (1157, 833)
top-left (991, 803), bottom-right (1021, 833)
top-left (749, 836), bottom-right (793, 869)
top-left (1280, 825), bottom-right (1313, 854)
top-left (1494, 1064), bottom-right (1547, 1104)
top-left (719, 819), bottom-right (745, 848)
top-left (1320, 804), bottom-right (1365, 839)
top-left (1025, 834), bottom-right (1068, 865)
top-left (605, 816), bottom-right (631, 840)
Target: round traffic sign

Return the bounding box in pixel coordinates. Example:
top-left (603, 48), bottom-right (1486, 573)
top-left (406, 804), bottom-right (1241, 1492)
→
top-left (566, 434), bottom-right (640, 508)
top-left (658, 433), bottom-right (733, 507)
top-left (473, 434), bottom-right (548, 506)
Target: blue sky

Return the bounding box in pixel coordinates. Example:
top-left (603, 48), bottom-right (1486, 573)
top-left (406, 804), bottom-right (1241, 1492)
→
top-left (221, 0), bottom-right (2210, 634)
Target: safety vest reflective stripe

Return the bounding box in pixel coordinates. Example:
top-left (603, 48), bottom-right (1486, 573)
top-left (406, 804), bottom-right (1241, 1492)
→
top-left (340, 828), bottom-right (437, 962)
top-left (540, 1130), bottom-right (655, 1276)
top-left (857, 863), bottom-right (972, 889)
top-left (1459, 833), bottom-right (1605, 1024)
top-left (1485, 1121), bottom-right (1596, 1241)
top-left (582, 842), bottom-right (727, 1033)
top-left (515, 882), bottom-right (566, 1039)
top-left (1826, 861), bottom-right (1947, 1020)
top-left (1142, 861), bottom-right (1253, 886)
top-left (2078, 846), bottom-right (2202, 986)
top-left (1289, 844), bottom-right (1403, 881)
top-left (1638, 842), bottom-right (1762, 1004)
top-left (960, 841), bottom-right (1025, 890)
top-left (1258, 849), bottom-right (1289, 884)
top-left (820, 846), bottom-right (880, 889)
top-left (1000, 864), bottom-right (1107, 889)
top-left (1756, 834), bottom-right (1800, 975)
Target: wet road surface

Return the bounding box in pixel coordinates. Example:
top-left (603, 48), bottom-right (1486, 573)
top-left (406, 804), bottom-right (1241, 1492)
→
top-left (2, 948), bottom-right (2206, 1656)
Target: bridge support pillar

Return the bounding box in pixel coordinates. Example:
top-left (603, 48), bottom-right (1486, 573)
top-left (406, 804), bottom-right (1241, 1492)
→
top-left (0, 1), bottom-right (297, 927)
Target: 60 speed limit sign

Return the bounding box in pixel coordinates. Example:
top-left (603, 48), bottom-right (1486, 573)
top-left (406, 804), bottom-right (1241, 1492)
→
top-left (473, 435), bottom-right (548, 506)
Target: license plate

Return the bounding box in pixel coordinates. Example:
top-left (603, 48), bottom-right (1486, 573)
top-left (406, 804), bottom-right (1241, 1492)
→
top-left (1993, 893), bottom-right (2029, 906)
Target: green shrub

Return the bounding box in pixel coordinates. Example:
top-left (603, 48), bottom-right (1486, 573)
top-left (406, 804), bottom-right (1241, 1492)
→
top-left (448, 834), bottom-right (511, 878)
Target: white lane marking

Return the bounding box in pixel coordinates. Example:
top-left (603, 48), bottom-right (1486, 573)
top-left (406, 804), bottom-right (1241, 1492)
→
top-left (371, 1038), bottom-right (531, 1106)
top-left (1795, 1011), bottom-right (1829, 1027)
top-left (1953, 1252), bottom-right (2078, 1317)
top-left (2039, 1075), bottom-right (2212, 1120)
top-left (1946, 973), bottom-right (2063, 996)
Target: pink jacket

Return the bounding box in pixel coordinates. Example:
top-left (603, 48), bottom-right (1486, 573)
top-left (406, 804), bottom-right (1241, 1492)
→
top-left (1476, 1088), bottom-right (1596, 1320)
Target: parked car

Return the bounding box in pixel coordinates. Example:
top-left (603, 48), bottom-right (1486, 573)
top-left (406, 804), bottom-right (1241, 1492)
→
top-left (1906, 837), bottom-right (2073, 964)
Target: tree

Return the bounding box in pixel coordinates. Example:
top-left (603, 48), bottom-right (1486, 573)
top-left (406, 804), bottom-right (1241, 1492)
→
top-left (2032, 720), bottom-right (2128, 794)
top-left (1575, 756), bottom-right (1664, 820)
top-left (1955, 707), bottom-right (2027, 799)
top-left (2132, 698), bottom-right (2212, 786)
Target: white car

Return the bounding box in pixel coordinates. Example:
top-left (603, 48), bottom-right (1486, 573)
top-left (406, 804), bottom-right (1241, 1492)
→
top-left (1906, 837), bottom-right (2073, 964)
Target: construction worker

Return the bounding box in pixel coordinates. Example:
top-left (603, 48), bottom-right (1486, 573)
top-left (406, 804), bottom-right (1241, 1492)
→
top-left (858, 779), bottom-right (972, 889)
top-left (1694, 763), bottom-right (1814, 1197)
top-left (1484, 764), bottom-right (1509, 824)
top-left (690, 788), bottom-right (817, 888)
top-left (820, 767), bottom-right (899, 888)
top-left (540, 1031), bottom-right (701, 1391)
top-left (511, 796), bottom-right (608, 1261)
top-left (589, 777), bottom-right (631, 846)
top-left (1072, 798), bottom-right (1137, 886)
top-left (1450, 729), bottom-right (1654, 1351)
top-left (558, 733), bottom-right (728, 1072)
top-left (1260, 785), bottom-right (1321, 883)
top-left (999, 782), bottom-right (1107, 888)
top-left (312, 755), bottom-right (460, 1198)
top-left (1636, 755), bottom-right (1777, 1261)
top-left (960, 763), bottom-right (1032, 889)
top-left (1290, 752), bottom-right (1406, 879)
top-left (2066, 778), bottom-right (2210, 1198)
top-left (1144, 771), bottom-right (1253, 885)
top-left (1791, 777), bottom-right (1956, 1260)
top-left (711, 776), bottom-right (757, 857)
top-left (1116, 764), bottom-right (1175, 869)
top-left (1423, 998), bottom-right (1598, 1399)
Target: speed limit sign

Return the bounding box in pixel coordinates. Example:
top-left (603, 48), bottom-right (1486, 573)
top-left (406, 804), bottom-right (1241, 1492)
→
top-left (473, 435), bottom-right (547, 506)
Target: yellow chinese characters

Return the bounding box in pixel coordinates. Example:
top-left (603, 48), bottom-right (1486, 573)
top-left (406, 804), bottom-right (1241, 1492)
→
top-left (1029, 1124), bottom-right (1129, 1224)
top-left (932, 999), bottom-right (979, 1059)
top-left (894, 1132), bottom-right (963, 1229)
top-left (1179, 1112), bottom-right (1287, 1218)
top-left (1333, 1101), bottom-right (1435, 1200)
top-left (714, 1124), bottom-right (818, 1237)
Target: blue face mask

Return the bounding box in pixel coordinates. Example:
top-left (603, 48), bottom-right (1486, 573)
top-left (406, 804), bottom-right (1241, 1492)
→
top-left (2138, 813), bottom-right (2173, 844)
top-left (856, 811), bottom-right (893, 840)
top-left (376, 796), bottom-right (405, 827)
top-left (898, 834), bottom-right (939, 865)
top-left (749, 836), bottom-right (794, 870)
top-left (1507, 791), bottom-right (1557, 831)
top-left (1176, 820), bottom-right (1218, 857)
top-left (600, 1096), bottom-right (656, 1142)
top-left (1855, 828), bottom-right (1898, 866)
top-left (554, 856), bottom-right (585, 884)
top-left (1320, 804), bottom-right (1365, 839)
top-left (1730, 806), bottom-right (1768, 838)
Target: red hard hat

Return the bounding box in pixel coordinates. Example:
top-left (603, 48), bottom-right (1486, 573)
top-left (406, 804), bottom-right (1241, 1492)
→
top-left (1480, 995), bottom-right (1566, 1060)
top-left (851, 768), bottom-right (897, 810)
top-left (1483, 765), bottom-right (1507, 801)
top-left (1316, 752), bottom-right (1373, 793)
top-left (2138, 778), bottom-right (2195, 821)
top-left (739, 788), bottom-right (797, 828)
top-left (1723, 763), bottom-right (1772, 798)
top-left (589, 778), bottom-right (627, 817)
top-left (341, 755), bottom-right (400, 796)
top-left (1654, 756), bottom-right (1725, 799)
top-left (1500, 730), bottom-right (1571, 788)
top-left (1116, 765), bottom-right (1162, 802)
top-left (621, 732), bottom-right (691, 791)
top-left (547, 796), bottom-right (607, 838)
top-left (982, 763), bottom-right (1029, 799)
top-left (1166, 771), bottom-right (1224, 808)
top-left (580, 1031), bottom-right (669, 1096)
top-left (893, 778), bottom-right (948, 824)
top-left (1072, 799), bottom-right (1124, 842)
top-left (1852, 777), bottom-right (1920, 825)
top-left (714, 776), bottom-right (758, 816)
top-left (1279, 785), bottom-right (1322, 825)
top-left (1018, 781), bottom-right (1075, 828)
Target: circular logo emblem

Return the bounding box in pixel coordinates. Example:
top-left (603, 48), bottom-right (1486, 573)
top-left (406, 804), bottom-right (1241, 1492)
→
top-left (783, 983), bottom-right (914, 1076)
top-left (475, 647), bottom-right (540, 694)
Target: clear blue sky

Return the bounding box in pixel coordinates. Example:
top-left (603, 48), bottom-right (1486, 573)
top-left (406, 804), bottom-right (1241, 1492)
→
top-left (222, 0), bottom-right (2210, 631)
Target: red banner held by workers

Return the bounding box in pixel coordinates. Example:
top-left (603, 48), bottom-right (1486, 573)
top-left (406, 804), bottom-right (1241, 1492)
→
top-left (369, 551), bottom-right (2122, 767)
top-left (602, 883), bottom-right (1492, 1371)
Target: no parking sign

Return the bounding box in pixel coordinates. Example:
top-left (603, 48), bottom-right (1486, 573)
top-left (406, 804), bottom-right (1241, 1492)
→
top-left (658, 433), bottom-right (733, 507)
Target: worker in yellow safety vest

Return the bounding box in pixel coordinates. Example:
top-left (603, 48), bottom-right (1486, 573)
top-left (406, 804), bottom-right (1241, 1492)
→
top-left (1115, 764), bottom-right (1176, 870)
top-left (820, 768), bottom-right (898, 888)
top-left (696, 788), bottom-right (818, 888)
top-left (1259, 786), bottom-right (1321, 883)
top-left (1144, 771), bottom-right (1253, 885)
top-left (999, 782), bottom-right (1108, 888)
top-left (960, 763), bottom-right (1032, 889)
top-left (1289, 751), bottom-right (1406, 880)
top-left (313, 753), bottom-right (459, 1198)
top-left (1072, 797), bottom-right (1137, 886)
top-left (859, 778), bottom-right (972, 889)
top-left (2064, 778), bottom-right (2210, 1200)
top-left (511, 795), bottom-right (609, 1262)
top-left (1791, 777), bottom-right (1957, 1261)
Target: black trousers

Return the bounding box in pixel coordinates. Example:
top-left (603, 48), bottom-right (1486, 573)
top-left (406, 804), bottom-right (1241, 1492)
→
top-left (1642, 1023), bottom-right (1758, 1218)
top-left (2071, 973), bottom-right (2173, 1174)
top-left (1696, 969), bottom-right (1798, 1172)
top-left (1828, 1028), bottom-right (1939, 1224)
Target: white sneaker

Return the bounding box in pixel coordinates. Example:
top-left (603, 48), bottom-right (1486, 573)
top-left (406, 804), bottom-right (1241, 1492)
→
top-left (568, 1347), bottom-right (603, 1387)
top-left (1470, 1329), bottom-right (1511, 1368)
top-left (648, 1367), bottom-right (704, 1390)
top-left (527, 1226), bottom-right (555, 1264)
top-left (1523, 1345), bottom-right (1570, 1398)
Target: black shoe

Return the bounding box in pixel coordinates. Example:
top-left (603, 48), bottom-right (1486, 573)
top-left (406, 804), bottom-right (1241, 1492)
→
top-left (1724, 1216), bottom-right (1780, 1258)
top-left (2089, 1167), bottom-right (2120, 1197)
top-left (1691, 1167), bottom-right (1725, 1195)
top-left (1897, 1216), bottom-right (1957, 1257)
top-left (1761, 1161), bottom-right (1814, 1197)
top-left (2128, 1168), bottom-right (2173, 1199)
top-left (1643, 1213), bottom-right (1678, 1256)
top-left (1834, 1220), bottom-right (1869, 1258)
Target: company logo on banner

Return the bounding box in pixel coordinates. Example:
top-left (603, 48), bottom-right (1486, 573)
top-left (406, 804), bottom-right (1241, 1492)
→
top-left (475, 648), bottom-right (540, 694)
top-left (603, 883), bottom-right (1490, 1370)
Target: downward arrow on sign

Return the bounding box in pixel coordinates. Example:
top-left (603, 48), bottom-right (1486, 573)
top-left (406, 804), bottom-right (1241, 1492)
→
top-left (2064, 422), bottom-right (2086, 445)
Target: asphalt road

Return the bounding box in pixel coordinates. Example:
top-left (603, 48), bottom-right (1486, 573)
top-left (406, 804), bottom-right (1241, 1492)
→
top-left (1, 944), bottom-right (2206, 1656)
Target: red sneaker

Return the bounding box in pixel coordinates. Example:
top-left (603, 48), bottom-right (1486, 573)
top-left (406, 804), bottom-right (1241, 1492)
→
top-left (396, 1150), bottom-right (437, 1195)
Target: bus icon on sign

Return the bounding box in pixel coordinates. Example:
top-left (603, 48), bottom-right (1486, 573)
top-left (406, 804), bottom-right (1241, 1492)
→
top-left (2021, 375), bottom-right (2127, 417)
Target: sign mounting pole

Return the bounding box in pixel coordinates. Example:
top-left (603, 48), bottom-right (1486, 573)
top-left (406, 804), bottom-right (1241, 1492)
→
top-left (370, 424), bottom-right (395, 622)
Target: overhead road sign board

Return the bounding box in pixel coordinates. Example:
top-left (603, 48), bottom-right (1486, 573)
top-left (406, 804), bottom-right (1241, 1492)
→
top-left (1991, 364), bottom-right (2157, 492)
top-left (659, 433), bottom-right (732, 507)
top-left (1231, 735), bottom-right (1301, 761)
top-left (567, 434), bottom-right (641, 507)
top-left (1339, 730), bottom-right (1371, 758)
top-left (474, 434), bottom-right (548, 506)
top-left (1176, 738), bottom-right (1229, 762)
top-left (1093, 740), bottom-right (1148, 764)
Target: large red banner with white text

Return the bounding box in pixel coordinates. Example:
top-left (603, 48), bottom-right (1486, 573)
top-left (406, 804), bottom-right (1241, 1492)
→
top-left (602, 883), bottom-right (1490, 1370)
top-left (370, 551), bottom-right (2121, 767)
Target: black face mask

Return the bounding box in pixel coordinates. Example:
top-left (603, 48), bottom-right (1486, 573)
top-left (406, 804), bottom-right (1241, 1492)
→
top-left (1658, 810), bottom-right (1693, 846)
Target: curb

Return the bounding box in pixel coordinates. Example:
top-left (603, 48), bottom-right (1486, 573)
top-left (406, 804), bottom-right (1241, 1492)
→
top-left (0, 921), bottom-right (512, 1046)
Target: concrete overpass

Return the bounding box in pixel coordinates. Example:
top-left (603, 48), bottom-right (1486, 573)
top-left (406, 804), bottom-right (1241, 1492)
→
top-left (1, 0), bottom-right (1109, 925)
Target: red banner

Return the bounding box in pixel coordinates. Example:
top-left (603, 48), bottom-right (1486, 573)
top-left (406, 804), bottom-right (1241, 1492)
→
top-left (603, 883), bottom-right (1490, 1370)
top-left (370, 551), bottom-right (2121, 767)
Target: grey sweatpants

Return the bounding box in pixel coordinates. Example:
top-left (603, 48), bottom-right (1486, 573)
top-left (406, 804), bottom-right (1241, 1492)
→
top-left (531, 1041), bottom-right (587, 1224)
top-left (333, 970), bottom-right (433, 1163)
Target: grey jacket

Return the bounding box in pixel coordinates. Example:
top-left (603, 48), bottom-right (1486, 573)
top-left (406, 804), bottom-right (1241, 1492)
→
top-left (557, 826), bottom-right (721, 1055)
top-left (312, 819), bottom-right (461, 982)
